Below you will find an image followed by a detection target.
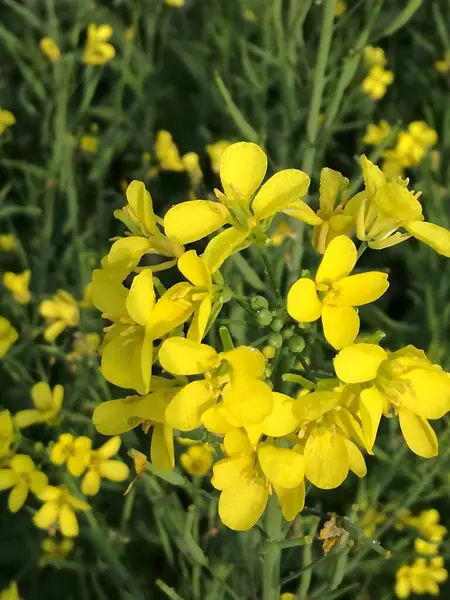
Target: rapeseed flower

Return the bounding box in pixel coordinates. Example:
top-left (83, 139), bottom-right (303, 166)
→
top-left (269, 220), bottom-right (296, 246)
top-left (155, 130), bottom-right (184, 171)
top-left (40, 537), bottom-right (74, 566)
top-left (83, 24), bottom-right (115, 66)
top-left (80, 124), bottom-right (99, 153)
top-left (81, 436), bottom-right (129, 496)
top-left (287, 235), bottom-right (389, 349)
top-left (0, 109), bottom-right (15, 135)
top-left (164, 142), bottom-right (311, 272)
top-left (0, 411), bottom-right (14, 458)
top-left (165, 0), bottom-right (184, 6)
top-left (206, 140), bottom-right (232, 174)
top-left (40, 290), bottom-right (80, 342)
top-left (395, 557), bottom-right (447, 598)
top-left (335, 0), bottom-right (346, 16)
top-left (0, 234), bottom-right (15, 251)
top-left (15, 381), bottom-right (64, 429)
top-left (3, 270), bottom-right (31, 304)
top-left (280, 594), bottom-right (295, 600)
top-left (67, 332), bottom-right (100, 363)
top-left (334, 343), bottom-right (450, 456)
top-left (180, 443), bottom-right (214, 476)
top-left (40, 37), bottom-right (61, 62)
top-left (0, 316), bottom-right (18, 358)
top-left (182, 152), bottom-right (203, 189)
top-left (435, 53), bottom-right (450, 73)
top-left (363, 120), bottom-right (391, 146)
top-left (0, 454), bottom-right (48, 512)
top-left (50, 434), bottom-right (92, 476)
top-left (159, 337), bottom-right (273, 429)
top-left (362, 66), bottom-right (393, 101)
top-left (0, 582), bottom-right (19, 600)
top-left (34, 485), bottom-right (91, 537)
top-left (363, 46), bottom-right (386, 66)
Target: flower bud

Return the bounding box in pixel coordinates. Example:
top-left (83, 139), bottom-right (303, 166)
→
top-left (257, 309), bottom-right (273, 327)
top-left (288, 335), bottom-right (306, 354)
top-left (251, 295), bottom-right (269, 311)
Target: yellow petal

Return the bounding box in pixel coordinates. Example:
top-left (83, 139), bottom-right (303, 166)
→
top-left (0, 469), bottom-right (18, 490)
top-left (158, 337), bottom-right (217, 375)
top-left (359, 386), bottom-right (384, 452)
top-left (187, 296), bottom-right (211, 343)
top-left (29, 471), bottom-right (48, 495)
top-left (201, 405), bottom-right (235, 435)
top-left (260, 392), bottom-right (299, 437)
top-left (287, 278), bottom-right (322, 323)
top-left (373, 183), bottom-right (423, 222)
top-left (333, 272), bottom-right (389, 306)
top-left (321, 304), bottom-right (360, 350)
top-left (60, 505), bottom-right (79, 537)
top-left (126, 180), bottom-right (156, 234)
top-left (294, 391), bottom-right (341, 422)
top-left (93, 398), bottom-right (140, 435)
top-left (360, 155), bottom-right (386, 197)
top-left (316, 235), bottom-right (357, 284)
top-left (211, 455), bottom-right (254, 490)
top-left (304, 427), bottom-right (349, 489)
top-left (282, 199), bottom-right (323, 225)
top-left (133, 389), bottom-right (175, 423)
top-left (252, 169), bottom-right (310, 220)
top-left (319, 168), bottom-right (349, 213)
top-left (222, 378), bottom-right (273, 426)
top-left (274, 480), bottom-right (305, 521)
top-left (99, 460), bottom-right (129, 481)
top-left (220, 142), bottom-right (267, 206)
top-left (399, 368), bottom-right (450, 419)
top-left (165, 380), bottom-right (217, 430)
top-left (202, 226), bottom-right (249, 273)
top-left (14, 409), bottom-right (42, 429)
top-left (11, 454), bottom-right (35, 473)
top-left (164, 200), bottom-right (229, 244)
top-left (91, 268), bottom-right (128, 318)
top-left (107, 237), bottom-right (152, 279)
top-left (223, 428), bottom-right (253, 456)
top-left (346, 440), bottom-right (367, 478)
top-left (218, 477), bottom-right (268, 531)
top-left (405, 221), bottom-right (450, 257)
top-left (398, 409), bottom-right (438, 458)
top-left (258, 444), bottom-right (305, 488)
top-left (101, 329), bottom-right (150, 395)
top-left (33, 501), bottom-right (59, 529)
top-left (32, 381), bottom-right (53, 410)
top-left (82, 470), bottom-right (101, 496)
top-left (151, 423), bottom-right (174, 472)
top-left (126, 270), bottom-right (155, 326)
top-left (148, 284), bottom-right (194, 340)
top-left (178, 250), bottom-right (211, 288)
top-left (221, 346), bottom-right (266, 379)
top-left (98, 436), bottom-right (121, 458)
top-left (333, 343), bottom-right (387, 383)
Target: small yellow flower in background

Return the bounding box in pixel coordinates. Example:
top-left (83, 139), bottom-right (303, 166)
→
top-left (50, 434), bottom-right (92, 476)
top-left (0, 410), bottom-right (14, 458)
top-left (280, 594), bottom-right (295, 600)
top-left (287, 235), bottom-right (389, 349)
top-left (40, 537), bottom-right (74, 566)
top-left (34, 485), bottom-right (91, 537)
top-left (408, 121), bottom-right (438, 149)
top-left (0, 582), bottom-right (20, 600)
top-left (40, 289), bottom-right (80, 342)
top-left (40, 37), bottom-right (61, 62)
top-left (395, 557), bottom-right (448, 598)
top-left (362, 65), bottom-right (394, 101)
top-left (206, 140), bottom-right (232, 174)
top-left (270, 220), bottom-right (296, 246)
top-left (0, 454), bottom-right (48, 512)
top-left (0, 234), bottom-right (16, 252)
top-left (3, 270), bottom-right (31, 304)
top-left (67, 332), bottom-right (100, 363)
top-left (180, 443), bottom-right (213, 476)
top-left (0, 108), bottom-right (16, 136)
top-left (358, 504), bottom-right (386, 538)
top-left (15, 381), bottom-right (64, 429)
top-left (82, 436), bottom-right (129, 496)
top-left (364, 46), bottom-right (387, 67)
top-left (435, 52), bottom-right (450, 74)
top-left (164, 0), bottom-right (185, 7)
top-left (83, 24), bottom-right (115, 66)
top-left (243, 8), bottom-right (258, 22)
top-left (335, 0), bottom-right (346, 17)
top-left (182, 151), bottom-right (203, 188)
top-left (0, 316), bottom-right (18, 359)
top-left (363, 120), bottom-right (391, 146)
top-left (155, 130), bottom-right (185, 171)
top-left (80, 123), bottom-right (99, 154)
top-left (124, 27), bottom-right (135, 41)
top-left (410, 508), bottom-right (447, 555)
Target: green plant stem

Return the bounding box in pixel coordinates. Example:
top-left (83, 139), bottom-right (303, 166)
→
top-left (262, 497), bottom-right (283, 600)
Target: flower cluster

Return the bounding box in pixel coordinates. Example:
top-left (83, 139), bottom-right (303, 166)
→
top-left (40, 24), bottom-right (115, 66)
top-left (362, 46), bottom-right (394, 101)
top-left (89, 141), bottom-right (450, 532)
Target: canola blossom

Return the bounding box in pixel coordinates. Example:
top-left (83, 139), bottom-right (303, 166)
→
top-left (86, 140), bottom-right (450, 532)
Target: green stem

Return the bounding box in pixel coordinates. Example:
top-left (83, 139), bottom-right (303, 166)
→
top-left (262, 497), bottom-right (283, 600)
top-left (356, 242), bottom-right (368, 260)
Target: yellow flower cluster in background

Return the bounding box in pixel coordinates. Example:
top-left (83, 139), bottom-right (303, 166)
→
top-left (362, 46), bottom-right (394, 101)
top-left (0, 108), bottom-right (16, 136)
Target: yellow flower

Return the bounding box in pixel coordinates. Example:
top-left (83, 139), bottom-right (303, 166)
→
top-left (164, 0), bottom-right (184, 6)
top-left (269, 220), bottom-right (296, 246)
top-left (363, 120), bottom-right (391, 146)
top-left (408, 121), bottom-right (438, 149)
top-left (335, 0), bottom-right (346, 17)
top-left (361, 66), bottom-right (393, 101)
top-left (206, 140), bottom-right (232, 174)
top-left (0, 582), bottom-right (20, 600)
top-left (414, 538), bottom-right (440, 556)
top-left (334, 343), bottom-right (450, 457)
top-left (363, 46), bottom-right (387, 67)
top-left (359, 505), bottom-right (386, 538)
top-left (0, 316), bottom-right (18, 358)
top-left (155, 130), bottom-right (184, 171)
top-left (93, 379), bottom-right (180, 472)
top-left (0, 234), bottom-right (16, 252)
top-left (182, 152), bottom-right (203, 188)
top-left (0, 108), bottom-right (16, 136)
top-left (40, 536), bottom-right (74, 566)
top-left (287, 235), bottom-right (389, 349)
top-left (124, 27), bottom-right (135, 41)
top-left (40, 37), bottom-right (61, 62)
top-left (381, 156), bottom-right (405, 181)
top-left (164, 142), bottom-right (311, 272)
top-left (3, 270), bottom-right (31, 304)
top-left (50, 433), bottom-right (92, 476)
top-left (15, 381), bottom-right (64, 429)
top-left (243, 8), bottom-right (258, 22)
top-left (0, 454), bottom-right (48, 512)
top-left (40, 290), bottom-right (80, 342)
top-left (80, 134), bottom-right (98, 153)
top-left (159, 337), bottom-right (273, 429)
top-left (34, 485), bottom-right (91, 537)
top-left (410, 509), bottom-right (447, 544)
top-left (81, 436), bottom-right (129, 496)
top-left (83, 24), bottom-right (115, 66)
top-left (395, 557), bottom-right (448, 598)
top-left (0, 410), bottom-right (14, 458)
top-left (357, 155), bottom-right (450, 255)
top-left (180, 443), bottom-right (213, 476)
top-left (435, 53), bottom-right (450, 74)
top-left (67, 332), bottom-right (100, 363)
